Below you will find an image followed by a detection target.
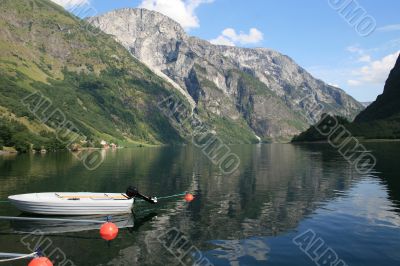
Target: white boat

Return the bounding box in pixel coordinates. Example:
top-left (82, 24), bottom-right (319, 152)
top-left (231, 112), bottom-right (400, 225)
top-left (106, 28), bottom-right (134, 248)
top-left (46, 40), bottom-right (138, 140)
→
top-left (8, 187), bottom-right (157, 216)
top-left (8, 192), bottom-right (135, 215)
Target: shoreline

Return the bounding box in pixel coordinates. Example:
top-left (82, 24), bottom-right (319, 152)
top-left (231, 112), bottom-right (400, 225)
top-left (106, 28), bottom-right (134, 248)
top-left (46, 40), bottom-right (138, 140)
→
top-left (0, 144), bottom-right (161, 156)
top-left (0, 150), bottom-right (18, 155)
top-left (292, 138), bottom-right (400, 144)
top-left (358, 138), bottom-right (400, 143)
top-left (3, 139), bottom-right (400, 155)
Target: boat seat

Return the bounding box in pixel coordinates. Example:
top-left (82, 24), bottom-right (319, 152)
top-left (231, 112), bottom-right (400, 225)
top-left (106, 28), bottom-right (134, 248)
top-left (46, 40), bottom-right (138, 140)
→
top-left (54, 193), bottom-right (128, 200)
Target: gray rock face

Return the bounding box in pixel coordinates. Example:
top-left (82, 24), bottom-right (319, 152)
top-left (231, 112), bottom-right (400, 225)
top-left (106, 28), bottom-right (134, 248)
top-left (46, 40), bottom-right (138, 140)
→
top-left (89, 8), bottom-right (363, 142)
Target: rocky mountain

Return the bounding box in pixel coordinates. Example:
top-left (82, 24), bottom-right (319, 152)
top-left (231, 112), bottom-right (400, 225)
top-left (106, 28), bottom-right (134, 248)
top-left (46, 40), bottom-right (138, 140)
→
top-left (89, 8), bottom-right (363, 142)
top-left (0, 0), bottom-right (187, 151)
top-left (351, 53), bottom-right (400, 138)
top-left (292, 54), bottom-right (400, 141)
top-left (355, 54), bottom-right (400, 123)
top-left (361, 102), bottom-right (372, 107)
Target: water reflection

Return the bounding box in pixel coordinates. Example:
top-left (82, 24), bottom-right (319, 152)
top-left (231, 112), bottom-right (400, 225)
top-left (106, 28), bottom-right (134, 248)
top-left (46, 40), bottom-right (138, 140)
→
top-left (0, 143), bottom-right (399, 265)
top-left (9, 214), bottom-right (134, 234)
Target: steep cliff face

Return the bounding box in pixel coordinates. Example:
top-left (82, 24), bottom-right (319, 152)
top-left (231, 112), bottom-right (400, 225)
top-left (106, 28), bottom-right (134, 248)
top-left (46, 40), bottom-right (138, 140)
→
top-left (348, 54), bottom-right (400, 139)
top-left (355, 54), bottom-right (400, 123)
top-left (293, 54), bottom-right (400, 141)
top-left (89, 8), bottom-right (363, 142)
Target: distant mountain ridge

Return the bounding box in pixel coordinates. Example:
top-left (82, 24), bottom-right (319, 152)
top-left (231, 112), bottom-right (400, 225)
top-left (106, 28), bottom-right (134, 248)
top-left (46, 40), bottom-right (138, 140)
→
top-left (355, 54), bottom-right (400, 123)
top-left (361, 102), bottom-right (372, 107)
top-left (350, 54), bottom-right (400, 139)
top-left (292, 54), bottom-right (400, 141)
top-left (89, 8), bottom-right (363, 142)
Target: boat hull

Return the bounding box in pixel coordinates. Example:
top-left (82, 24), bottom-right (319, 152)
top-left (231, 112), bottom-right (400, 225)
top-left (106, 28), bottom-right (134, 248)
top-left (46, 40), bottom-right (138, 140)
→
top-left (11, 214), bottom-right (134, 234)
top-left (8, 193), bottom-right (134, 215)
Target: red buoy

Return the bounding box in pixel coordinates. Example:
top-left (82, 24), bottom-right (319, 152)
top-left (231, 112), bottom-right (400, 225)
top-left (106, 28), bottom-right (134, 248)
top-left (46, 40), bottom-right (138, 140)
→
top-left (184, 193), bottom-right (194, 202)
top-left (28, 257), bottom-right (53, 266)
top-left (100, 222), bottom-right (119, 241)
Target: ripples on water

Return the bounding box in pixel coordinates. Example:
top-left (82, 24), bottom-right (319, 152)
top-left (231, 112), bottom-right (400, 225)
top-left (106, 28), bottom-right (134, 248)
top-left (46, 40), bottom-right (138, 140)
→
top-left (0, 143), bottom-right (399, 265)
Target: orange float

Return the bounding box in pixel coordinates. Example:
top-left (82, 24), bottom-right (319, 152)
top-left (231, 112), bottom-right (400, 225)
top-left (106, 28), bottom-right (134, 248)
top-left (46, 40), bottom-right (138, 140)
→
top-left (184, 193), bottom-right (194, 202)
top-left (100, 222), bottom-right (119, 241)
top-left (28, 257), bottom-right (53, 266)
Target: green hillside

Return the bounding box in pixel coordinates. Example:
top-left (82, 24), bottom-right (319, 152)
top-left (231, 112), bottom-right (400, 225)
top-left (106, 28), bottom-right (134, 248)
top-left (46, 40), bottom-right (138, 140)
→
top-left (0, 0), bottom-right (188, 151)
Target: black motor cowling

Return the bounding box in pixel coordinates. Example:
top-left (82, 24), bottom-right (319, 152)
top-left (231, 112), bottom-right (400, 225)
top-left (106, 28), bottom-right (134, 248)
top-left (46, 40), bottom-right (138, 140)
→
top-left (126, 186), bottom-right (139, 199)
top-left (126, 186), bottom-right (157, 204)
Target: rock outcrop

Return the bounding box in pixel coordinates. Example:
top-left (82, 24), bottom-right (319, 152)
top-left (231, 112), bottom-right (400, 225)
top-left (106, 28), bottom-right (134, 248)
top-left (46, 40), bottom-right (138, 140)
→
top-left (89, 8), bottom-right (363, 142)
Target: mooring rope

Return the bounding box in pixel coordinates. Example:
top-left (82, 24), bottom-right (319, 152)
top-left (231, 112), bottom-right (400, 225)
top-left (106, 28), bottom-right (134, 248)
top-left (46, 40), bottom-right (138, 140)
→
top-left (133, 192), bottom-right (187, 214)
top-left (157, 192), bottom-right (187, 200)
top-left (135, 192), bottom-right (186, 202)
top-left (0, 252), bottom-right (37, 262)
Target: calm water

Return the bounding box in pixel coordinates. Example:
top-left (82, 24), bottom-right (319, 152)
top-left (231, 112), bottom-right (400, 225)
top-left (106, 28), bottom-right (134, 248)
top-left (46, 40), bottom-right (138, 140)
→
top-left (0, 143), bottom-right (399, 266)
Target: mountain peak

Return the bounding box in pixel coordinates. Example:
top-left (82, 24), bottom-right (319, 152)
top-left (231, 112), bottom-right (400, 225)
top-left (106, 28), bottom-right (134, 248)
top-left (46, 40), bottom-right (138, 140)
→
top-left (89, 8), bottom-right (187, 40)
top-left (384, 54), bottom-right (400, 95)
top-left (97, 7), bottom-right (182, 24)
top-left (89, 8), bottom-right (363, 142)
top-left (355, 54), bottom-right (400, 123)
top-left (389, 53), bottom-right (400, 78)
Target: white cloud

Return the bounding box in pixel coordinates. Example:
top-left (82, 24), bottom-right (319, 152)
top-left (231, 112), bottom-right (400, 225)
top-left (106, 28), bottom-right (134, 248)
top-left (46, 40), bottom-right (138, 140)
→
top-left (346, 45), bottom-right (363, 54)
top-left (209, 35), bottom-right (235, 46)
top-left (346, 45), bottom-right (372, 63)
top-left (328, 83), bottom-right (340, 87)
top-left (377, 24), bottom-right (400, 32)
top-left (138, 0), bottom-right (213, 30)
top-left (210, 28), bottom-right (264, 46)
top-left (347, 51), bottom-right (400, 87)
top-left (346, 45), bottom-right (371, 63)
top-left (51, 0), bottom-right (89, 8)
top-left (358, 55), bottom-right (371, 63)
top-left (347, 39), bottom-right (400, 55)
top-left (347, 79), bottom-right (361, 86)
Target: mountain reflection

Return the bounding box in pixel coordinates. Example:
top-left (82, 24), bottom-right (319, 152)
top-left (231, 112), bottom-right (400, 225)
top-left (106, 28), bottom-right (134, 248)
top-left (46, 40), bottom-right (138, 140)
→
top-left (0, 143), bottom-right (399, 266)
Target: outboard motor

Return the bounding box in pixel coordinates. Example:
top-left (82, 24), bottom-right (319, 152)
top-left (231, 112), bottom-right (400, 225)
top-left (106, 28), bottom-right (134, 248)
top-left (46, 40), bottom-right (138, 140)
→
top-left (126, 186), bottom-right (157, 204)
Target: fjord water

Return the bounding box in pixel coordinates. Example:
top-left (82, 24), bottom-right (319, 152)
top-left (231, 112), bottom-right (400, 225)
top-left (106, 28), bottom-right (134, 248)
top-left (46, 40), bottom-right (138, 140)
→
top-left (0, 143), bottom-right (399, 266)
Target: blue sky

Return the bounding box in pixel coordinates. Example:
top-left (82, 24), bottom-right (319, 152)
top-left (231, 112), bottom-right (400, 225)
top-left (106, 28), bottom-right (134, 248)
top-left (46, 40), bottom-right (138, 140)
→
top-left (54, 0), bottom-right (400, 102)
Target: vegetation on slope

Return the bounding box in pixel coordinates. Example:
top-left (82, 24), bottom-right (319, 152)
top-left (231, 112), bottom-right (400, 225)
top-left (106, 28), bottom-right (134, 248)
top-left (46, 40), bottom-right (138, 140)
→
top-left (291, 113), bottom-right (400, 142)
top-left (0, 0), bottom-right (187, 152)
top-left (291, 114), bottom-right (350, 142)
top-left (1, 0), bottom-right (276, 152)
top-left (229, 70), bottom-right (308, 142)
top-left (292, 54), bottom-right (400, 142)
